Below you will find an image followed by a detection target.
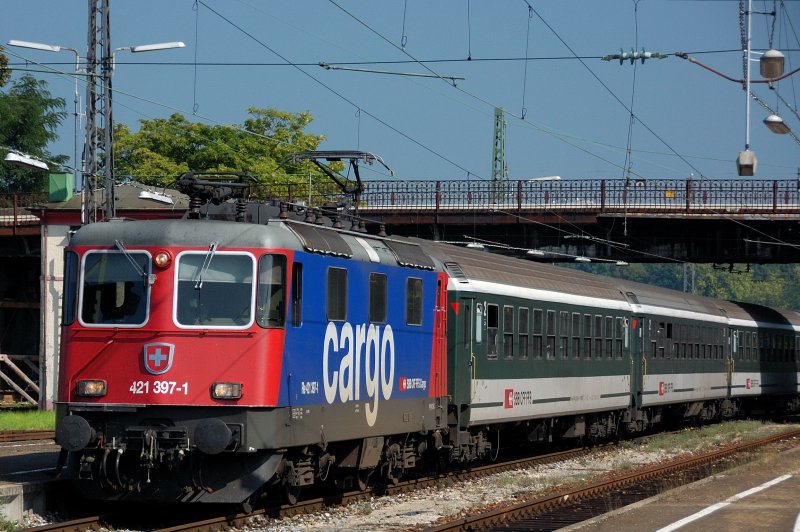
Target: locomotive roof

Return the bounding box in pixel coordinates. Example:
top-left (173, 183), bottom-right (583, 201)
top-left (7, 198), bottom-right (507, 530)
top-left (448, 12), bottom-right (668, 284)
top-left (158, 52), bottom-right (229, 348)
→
top-left (70, 219), bottom-right (303, 250)
top-left (68, 218), bottom-right (434, 270)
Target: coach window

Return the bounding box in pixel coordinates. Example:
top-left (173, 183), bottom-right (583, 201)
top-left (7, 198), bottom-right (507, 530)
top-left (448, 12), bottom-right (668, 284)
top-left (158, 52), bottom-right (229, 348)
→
top-left (582, 314), bottom-right (592, 359)
top-left (257, 254), bottom-right (287, 327)
top-left (406, 278), bottom-right (423, 326)
top-left (615, 317), bottom-right (624, 358)
top-left (487, 303), bottom-right (499, 360)
top-left (519, 308), bottom-right (529, 360)
top-left (533, 308), bottom-right (543, 359)
top-left (595, 315), bottom-right (603, 359)
top-left (570, 313), bottom-right (580, 359)
top-left (463, 303), bottom-right (472, 349)
top-left (476, 304), bottom-right (483, 343)
top-left (546, 310), bottom-right (556, 360)
top-left (176, 252), bottom-right (253, 328)
top-left (503, 306), bottom-right (514, 359)
top-left (62, 251), bottom-right (78, 325)
top-left (754, 332), bottom-right (761, 361)
top-left (605, 316), bottom-right (613, 359)
top-left (735, 330), bottom-right (741, 360)
top-left (559, 311), bottom-right (569, 359)
top-left (327, 267), bottom-right (347, 321)
top-left (369, 273), bottom-right (388, 324)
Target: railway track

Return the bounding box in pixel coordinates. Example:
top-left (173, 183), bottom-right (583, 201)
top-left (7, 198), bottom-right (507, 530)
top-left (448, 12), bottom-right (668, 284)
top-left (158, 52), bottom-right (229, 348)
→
top-left (23, 428), bottom-right (800, 531)
top-left (424, 427), bottom-right (800, 531)
top-left (25, 445), bottom-right (603, 532)
top-left (0, 429), bottom-right (54, 443)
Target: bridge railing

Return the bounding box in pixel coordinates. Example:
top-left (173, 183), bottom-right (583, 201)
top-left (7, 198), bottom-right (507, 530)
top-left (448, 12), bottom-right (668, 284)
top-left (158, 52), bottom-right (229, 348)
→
top-left (256, 179), bottom-right (800, 215)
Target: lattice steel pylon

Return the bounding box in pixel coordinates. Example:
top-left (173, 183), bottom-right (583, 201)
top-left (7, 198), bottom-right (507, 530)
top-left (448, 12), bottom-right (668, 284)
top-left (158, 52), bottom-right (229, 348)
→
top-left (491, 107), bottom-right (507, 203)
top-left (82, 0), bottom-right (114, 223)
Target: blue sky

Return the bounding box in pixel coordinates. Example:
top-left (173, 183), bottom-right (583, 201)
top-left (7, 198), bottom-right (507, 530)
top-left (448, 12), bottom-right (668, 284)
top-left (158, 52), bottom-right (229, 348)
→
top-left (3, 1), bottom-right (799, 184)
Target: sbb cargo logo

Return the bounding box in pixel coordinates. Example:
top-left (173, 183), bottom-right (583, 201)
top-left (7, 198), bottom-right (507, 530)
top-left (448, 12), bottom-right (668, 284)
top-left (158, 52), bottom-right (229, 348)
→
top-left (504, 389), bottom-right (535, 408)
top-left (399, 377), bottom-right (427, 391)
top-left (504, 389), bottom-right (514, 409)
top-left (323, 321), bottom-right (395, 428)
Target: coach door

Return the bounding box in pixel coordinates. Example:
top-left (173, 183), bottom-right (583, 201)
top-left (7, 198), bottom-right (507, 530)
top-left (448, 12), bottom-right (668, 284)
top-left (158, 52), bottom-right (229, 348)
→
top-left (449, 296), bottom-right (479, 429)
top-left (629, 316), bottom-right (644, 409)
top-left (431, 274), bottom-right (448, 397)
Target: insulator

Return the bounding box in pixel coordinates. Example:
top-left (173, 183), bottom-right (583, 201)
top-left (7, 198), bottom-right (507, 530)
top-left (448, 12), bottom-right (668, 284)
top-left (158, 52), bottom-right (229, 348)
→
top-left (189, 196), bottom-right (202, 219)
top-left (314, 209), bottom-right (325, 225)
top-left (350, 218), bottom-right (360, 231)
top-left (333, 215), bottom-right (343, 229)
top-left (378, 224), bottom-right (387, 237)
top-left (359, 220), bottom-right (367, 233)
top-left (304, 208), bottom-right (316, 223)
top-left (279, 202), bottom-right (289, 220)
top-left (235, 200), bottom-right (246, 222)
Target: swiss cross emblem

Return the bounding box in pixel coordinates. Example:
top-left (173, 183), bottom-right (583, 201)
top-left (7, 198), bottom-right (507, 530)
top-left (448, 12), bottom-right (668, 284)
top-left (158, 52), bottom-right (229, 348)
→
top-left (504, 389), bottom-right (514, 409)
top-left (143, 343), bottom-right (175, 375)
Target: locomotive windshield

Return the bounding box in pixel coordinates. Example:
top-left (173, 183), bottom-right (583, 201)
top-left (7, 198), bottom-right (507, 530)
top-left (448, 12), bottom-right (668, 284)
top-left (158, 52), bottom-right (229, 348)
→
top-left (175, 252), bottom-right (256, 327)
top-left (80, 251), bottom-right (151, 326)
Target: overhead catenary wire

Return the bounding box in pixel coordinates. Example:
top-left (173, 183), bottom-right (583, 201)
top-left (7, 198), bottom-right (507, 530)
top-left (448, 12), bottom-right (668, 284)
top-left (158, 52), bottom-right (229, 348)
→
top-left (6, 3), bottom-right (792, 262)
top-left (196, 0), bottom-right (482, 180)
top-left (197, 0), bottom-right (800, 261)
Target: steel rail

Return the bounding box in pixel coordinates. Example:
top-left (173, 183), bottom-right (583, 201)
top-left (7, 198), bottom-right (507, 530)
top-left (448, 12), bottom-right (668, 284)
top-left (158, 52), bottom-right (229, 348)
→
top-left (423, 428), bottom-right (800, 531)
top-left (151, 445), bottom-right (608, 532)
top-left (0, 430), bottom-right (55, 443)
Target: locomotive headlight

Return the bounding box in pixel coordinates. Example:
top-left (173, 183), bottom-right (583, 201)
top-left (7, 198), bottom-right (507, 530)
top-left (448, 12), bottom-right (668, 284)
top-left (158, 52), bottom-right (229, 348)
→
top-left (153, 250), bottom-right (172, 269)
top-left (77, 379), bottom-right (107, 397)
top-left (212, 382), bottom-right (242, 399)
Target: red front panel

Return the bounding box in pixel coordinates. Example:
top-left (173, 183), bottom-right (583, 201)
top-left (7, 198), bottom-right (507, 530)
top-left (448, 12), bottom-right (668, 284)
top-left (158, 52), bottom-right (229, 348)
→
top-left (58, 245), bottom-right (291, 407)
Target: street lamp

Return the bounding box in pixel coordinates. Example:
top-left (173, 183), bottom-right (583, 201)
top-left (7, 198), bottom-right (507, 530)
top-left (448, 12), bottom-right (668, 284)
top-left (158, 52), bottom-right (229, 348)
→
top-left (676, 1), bottom-right (799, 176)
top-left (4, 151), bottom-right (49, 171)
top-left (8, 39), bottom-right (82, 189)
top-left (118, 41), bottom-right (185, 54)
top-left (763, 114), bottom-right (790, 135)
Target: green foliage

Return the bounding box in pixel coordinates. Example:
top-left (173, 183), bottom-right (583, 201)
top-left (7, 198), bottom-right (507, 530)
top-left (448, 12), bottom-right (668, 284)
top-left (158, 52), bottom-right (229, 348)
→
top-left (0, 516), bottom-right (20, 532)
top-left (0, 409), bottom-right (55, 431)
top-left (0, 48), bottom-right (10, 88)
top-left (0, 74), bottom-right (67, 192)
top-left (644, 420), bottom-right (769, 452)
top-left (570, 262), bottom-right (800, 310)
top-left (114, 107), bottom-right (339, 192)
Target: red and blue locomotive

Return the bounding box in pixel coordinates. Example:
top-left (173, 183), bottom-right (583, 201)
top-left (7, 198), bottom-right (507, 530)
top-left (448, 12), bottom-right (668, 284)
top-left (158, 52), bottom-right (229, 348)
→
top-left (55, 175), bottom-right (800, 507)
top-left (56, 200), bottom-right (447, 504)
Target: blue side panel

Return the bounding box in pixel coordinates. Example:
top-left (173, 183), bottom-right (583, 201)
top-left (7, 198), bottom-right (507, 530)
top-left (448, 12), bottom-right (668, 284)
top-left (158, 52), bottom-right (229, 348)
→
top-left (279, 252), bottom-right (438, 426)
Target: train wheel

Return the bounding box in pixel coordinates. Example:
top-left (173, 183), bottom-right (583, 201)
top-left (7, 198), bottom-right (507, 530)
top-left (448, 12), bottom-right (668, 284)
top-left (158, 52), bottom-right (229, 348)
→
top-left (357, 469), bottom-right (371, 491)
top-left (283, 483), bottom-right (301, 505)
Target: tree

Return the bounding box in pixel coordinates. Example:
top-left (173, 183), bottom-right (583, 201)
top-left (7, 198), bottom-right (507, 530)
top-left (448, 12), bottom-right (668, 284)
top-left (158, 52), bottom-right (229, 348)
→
top-left (114, 107), bottom-right (341, 196)
top-left (0, 47), bottom-right (10, 88)
top-left (0, 75), bottom-right (67, 192)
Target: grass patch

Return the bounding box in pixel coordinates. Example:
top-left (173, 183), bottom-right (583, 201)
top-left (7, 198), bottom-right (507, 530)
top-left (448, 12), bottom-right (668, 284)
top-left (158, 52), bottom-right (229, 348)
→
top-left (0, 516), bottom-right (20, 532)
top-left (643, 420), bottom-right (775, 453)
top-left (0, 409), bottom-right (55, 431)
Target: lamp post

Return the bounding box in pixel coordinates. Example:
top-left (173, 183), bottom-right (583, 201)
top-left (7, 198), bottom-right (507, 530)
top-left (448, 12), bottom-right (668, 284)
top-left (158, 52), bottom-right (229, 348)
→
top-left (676, 0), bottom-right (798, 176)
top-left (8, 40), bottom-right (82, 189)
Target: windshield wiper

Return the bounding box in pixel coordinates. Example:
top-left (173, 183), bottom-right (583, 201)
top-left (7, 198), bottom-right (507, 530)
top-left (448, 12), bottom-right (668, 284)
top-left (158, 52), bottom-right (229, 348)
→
top-left (114, 240), bottom-right (154, 285)
top-left (195, 241), bottom-right (219, 290)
